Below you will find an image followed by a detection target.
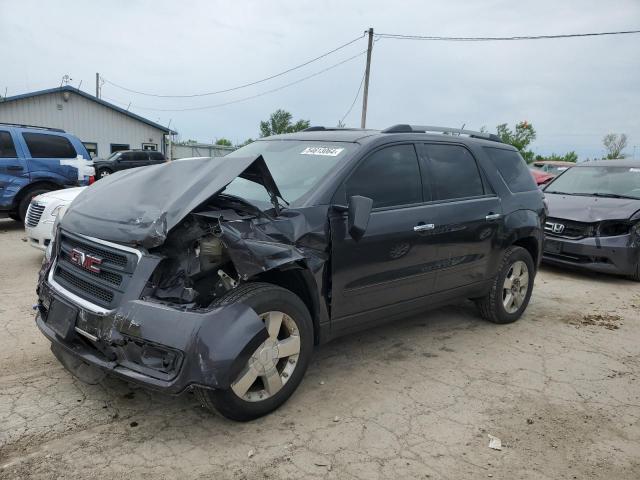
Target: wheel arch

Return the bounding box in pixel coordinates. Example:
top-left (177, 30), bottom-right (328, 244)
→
top-left (13, 180), bottom-right (62, 210)
top-left (251, 264), bottom-right (323, 345)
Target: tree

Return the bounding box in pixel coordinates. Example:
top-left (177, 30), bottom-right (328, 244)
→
top-left (603, 133), bottom-right (627, 159)
top-left (534, 151), bottom-right (578, 163)
top-left (259, 109), bottom-right (310, 137)
top-left (496, 121), bottom-right (537, 163)
top-left (215, 138), bottom-right (232, 146)
top-left (236, 138), bottom-right (254, 148)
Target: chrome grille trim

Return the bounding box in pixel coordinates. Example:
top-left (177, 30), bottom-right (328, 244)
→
top-left (26, 202), bottom-right (46, 227)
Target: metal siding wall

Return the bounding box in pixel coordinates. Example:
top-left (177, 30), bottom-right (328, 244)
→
top-left (0, 92), bottom-right (166, 158)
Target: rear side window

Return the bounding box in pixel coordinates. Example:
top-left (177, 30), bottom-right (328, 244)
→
top-left (424, 144), bottom-right (484, 200)
top-left (484, 147), bottom-right (536, 193)
top-left (150, 152), bottom-right (165, 160)
top-left (133, 151), bottom-right (148, 161)
top-left (346, 144), bottom-right (422, 208)
top-left (0, 131), bottom-right (17, 158)
top-left (23, 133), bottom-right (76, 158)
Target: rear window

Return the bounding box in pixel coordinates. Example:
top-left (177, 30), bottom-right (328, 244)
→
top-left (0, 131), bottom-right (17, 158)
top-left (23, 133), bottom-right (77, 158)
top-left (484, 147), bottom-right (536, 193)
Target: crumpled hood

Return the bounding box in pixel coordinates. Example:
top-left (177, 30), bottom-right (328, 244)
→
top-left (60, 155), bottom-right (281, 248)
top-left (545, 193), bottom-right (640, 222)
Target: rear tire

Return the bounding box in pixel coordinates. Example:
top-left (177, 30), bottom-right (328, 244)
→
top-left (196, 282), bottom-right (314, 421)
top-left (8, 213), bottom-right (20, 222)
top-left (97, 168), bottom-right (112, 179)
top-left (629, 262), bottom-right (640, 282)
top-left (18, 188), bottom-right (52, 223)
top-left (475, 246), bottom-right (535, 324)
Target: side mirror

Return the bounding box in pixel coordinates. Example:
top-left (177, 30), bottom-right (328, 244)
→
top-left (347, 195), bottom-right (373, 242)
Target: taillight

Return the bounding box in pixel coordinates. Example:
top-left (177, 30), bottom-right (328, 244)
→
top-left (88, 175), bottom-right (95, 185)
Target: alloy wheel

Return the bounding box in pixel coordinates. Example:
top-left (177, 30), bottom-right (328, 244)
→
top-left (502, 260), bottom-right (529, 314)
top-left (231, 311), bottom-right (301, 402)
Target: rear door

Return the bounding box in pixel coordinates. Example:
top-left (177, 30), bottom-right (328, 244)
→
top-left (22, 132), bottom-right (82, 185)
top-left (418, 143), bottom-right (503, 291)
top-left (330, 143), bottom-right (442, 328)
top-left (0, 130), bottom-right (29, 209)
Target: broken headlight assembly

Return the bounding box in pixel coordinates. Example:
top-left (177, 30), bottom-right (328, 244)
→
top-left (596, 220), bottom-right (634, 237)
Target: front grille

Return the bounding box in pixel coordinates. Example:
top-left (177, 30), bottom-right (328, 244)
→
top-left (545, 218), bottom-right (594, 239)
top-left (55, 267), bottom-right (114, 304)
top-left (26, 202), bottom-right (45, 227)
top-left (51, 231), bottom-right (139, 309)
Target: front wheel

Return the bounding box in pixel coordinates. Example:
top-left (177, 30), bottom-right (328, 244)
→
top-left (475, 246), bottom-right (535, 324)
top-left (196, 282), bottom-right (314, 421)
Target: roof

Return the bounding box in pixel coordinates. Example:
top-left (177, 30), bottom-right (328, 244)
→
top-left (264, 127), bottom-right (516, 149)
top-left (0, 86), bottom-right (175, 134)
top-left (575, 159), bottom-right (640, 167)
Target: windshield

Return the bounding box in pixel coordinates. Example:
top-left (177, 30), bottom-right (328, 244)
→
top-left (224, 140), bottom-right (356, 206)
top-left (545, 166), bottom-right (640, 199)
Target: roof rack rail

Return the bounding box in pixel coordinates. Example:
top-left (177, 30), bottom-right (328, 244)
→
top-left (302, 126), bottom-right (366, 132)
top-left (381, 124), bottom-right (502, 143)
top-left (0, 122), bottom-right (65, 133)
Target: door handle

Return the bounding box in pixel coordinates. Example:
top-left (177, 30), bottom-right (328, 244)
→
top-left (414, 223), bottom-right (435, 232)
top-left (6, 165), bottom-right (23, 171)
top-left (485, 213), bottom-right (502, 221)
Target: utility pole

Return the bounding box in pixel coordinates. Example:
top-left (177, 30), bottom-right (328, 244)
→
top-left (360, 27), bottom-right (374, 129)
top-left (95, 73), bottom-right (100, 98)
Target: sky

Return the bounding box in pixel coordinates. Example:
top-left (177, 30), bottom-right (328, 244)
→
top-left (1, 0), bottom-right (639, 159)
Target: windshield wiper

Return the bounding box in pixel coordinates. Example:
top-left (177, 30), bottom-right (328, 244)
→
top-left (545, 191), bottom-right (580, 195)
top-left (576, 192), bottom-right (640, 200)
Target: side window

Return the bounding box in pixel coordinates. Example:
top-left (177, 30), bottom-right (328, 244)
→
top-left (424, 144), bottom-right (484, 200)
top-left (151, 152), bottom-right (165, 160)
top-left (133, 151), bottom-right (148, 161)
top-left (0, 131), bottom-right (17, 158)
top-left (23, 133), bottom-right (77, 158)
top-left (484, 147), bottom-right (536, 193)
top-left (120, 152), bottom-right (133, 161)
top-left (346, 144), bottom-right (422, 208)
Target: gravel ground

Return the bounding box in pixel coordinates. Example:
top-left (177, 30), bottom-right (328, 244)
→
top-left (1, 218), bottom-right (639, 479)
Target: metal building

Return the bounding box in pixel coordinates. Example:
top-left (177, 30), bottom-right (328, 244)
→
top-left (0, 86), bottom-right (174, 159)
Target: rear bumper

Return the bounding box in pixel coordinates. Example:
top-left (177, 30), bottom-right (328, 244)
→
top-left (542, 233), bottom-right (639, 276)
top-left (36, 280), bottom-right (268, 394)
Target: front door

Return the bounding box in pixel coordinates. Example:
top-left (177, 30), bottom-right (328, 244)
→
top-left (330, 143), bottom-right (440, 331)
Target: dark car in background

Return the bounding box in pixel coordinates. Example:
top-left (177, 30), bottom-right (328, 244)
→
top-left (543, 160), bottom-right (640, 281)
top-left (93, 150), bottom-right (166, 179)
top-left (35, 125), bottom-right (545, 421)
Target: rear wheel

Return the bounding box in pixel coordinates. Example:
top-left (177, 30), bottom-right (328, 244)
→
top-left (476, 246), bottom-right (535, 324)
top-left (18, 188), bottom-right (51, 223)
top-left (629, 261), bottom-right (640, 282)
top-left (196, 282), bottom-right (314, 421)
top-left (97, 168), bottom-right (112, 179)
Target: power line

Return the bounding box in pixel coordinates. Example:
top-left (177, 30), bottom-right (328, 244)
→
top-left (375, 29), bottom-right (640, 41)
top-left (103, 34), bottom-right (364, 98)
top-left (103, 50), bottom-right (367, 112)
top-left (341, 71), bottom-right (365, 124)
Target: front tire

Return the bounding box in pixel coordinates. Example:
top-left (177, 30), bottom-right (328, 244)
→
top-left (196, 282), bottom-right (314, 421)
top-left (476, 246), bottom-right (535, 324)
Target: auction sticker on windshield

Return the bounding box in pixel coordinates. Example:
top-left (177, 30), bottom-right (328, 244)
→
top-left (300, 146), bottom-right (345, 156)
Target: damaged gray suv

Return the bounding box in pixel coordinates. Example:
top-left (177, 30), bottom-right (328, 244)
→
top-left (36, 125), bottom-right (545, 421)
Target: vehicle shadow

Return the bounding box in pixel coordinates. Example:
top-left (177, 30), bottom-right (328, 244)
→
top-left (0, 218), bottom-right (24, 232)
top-left (539, 262), bottom-right (633, 285)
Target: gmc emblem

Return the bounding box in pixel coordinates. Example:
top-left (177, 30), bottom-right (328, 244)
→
top-left (69, 248), bottom-right (103, 273)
